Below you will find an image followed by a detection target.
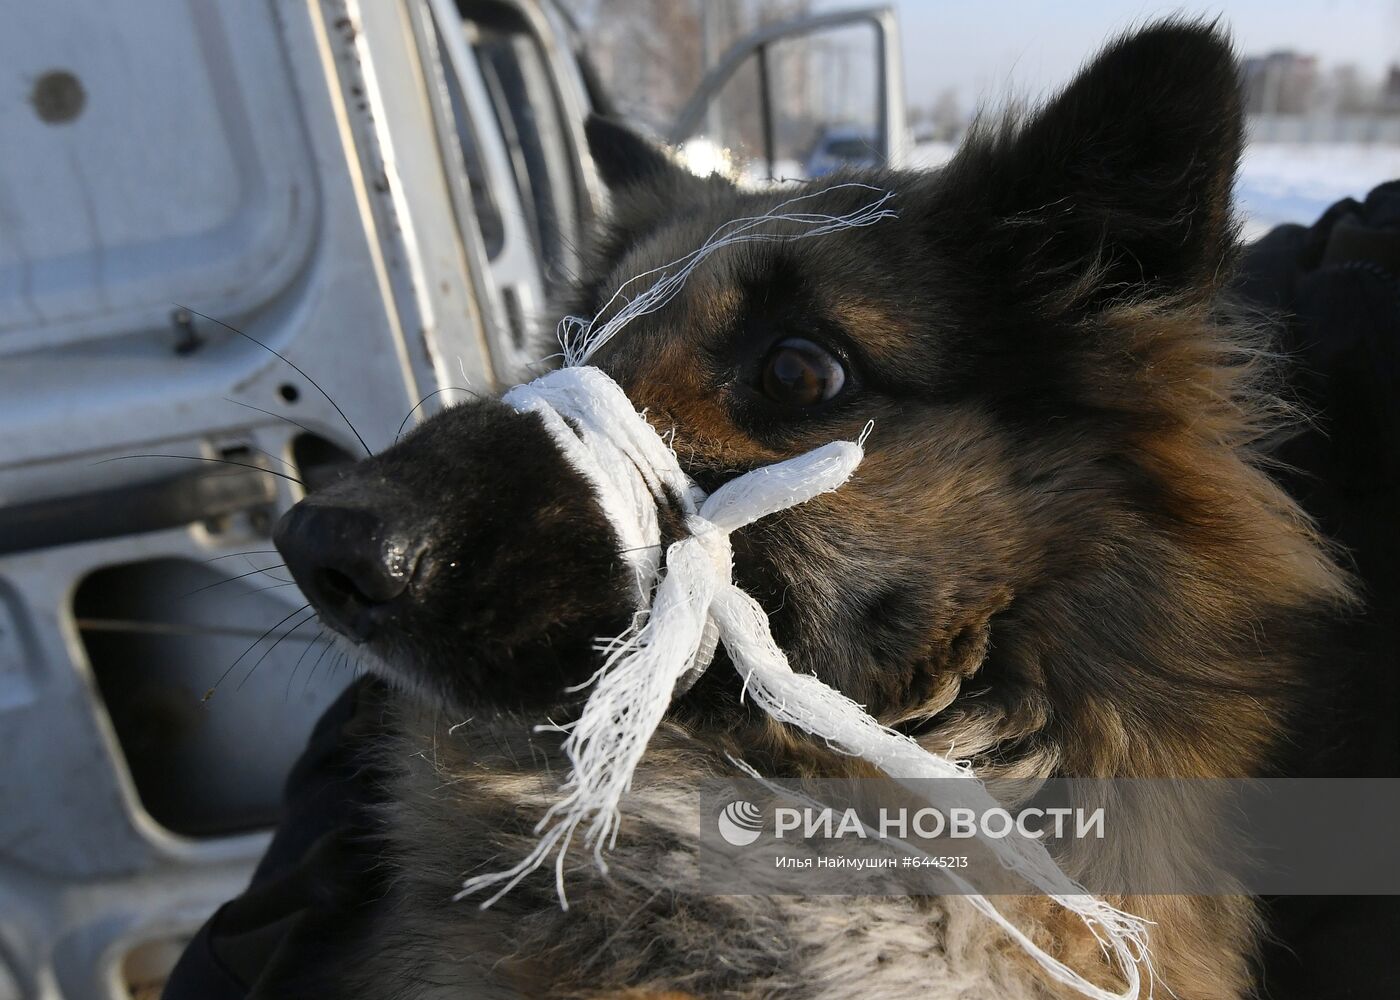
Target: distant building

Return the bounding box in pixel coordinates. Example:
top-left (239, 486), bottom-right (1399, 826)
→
top-left (1242, 51), bottom-right (1319, 114)
top-left (1383, 66), bottom-right (1400, 114)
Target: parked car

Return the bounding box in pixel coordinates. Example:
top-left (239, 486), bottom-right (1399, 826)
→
top-left (804, 125), bottom-right (881, 176)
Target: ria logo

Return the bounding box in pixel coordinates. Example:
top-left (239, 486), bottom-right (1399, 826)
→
top-left (717, 800), bottom-right (764, 847)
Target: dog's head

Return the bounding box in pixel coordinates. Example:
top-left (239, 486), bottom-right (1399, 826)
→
top-left (275, 22), bottom-right (1350, 777)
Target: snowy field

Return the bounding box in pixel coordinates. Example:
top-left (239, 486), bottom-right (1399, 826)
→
top-left (741, 140), bottom-right (1398, 242)
top-left (1233, 143), bottom-right (1400, 239)
top-left (910, 140), bottom-right (1399, 241)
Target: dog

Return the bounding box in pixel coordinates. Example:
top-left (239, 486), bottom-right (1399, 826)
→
top-left (258, 20), bottom-right (1356, 1000)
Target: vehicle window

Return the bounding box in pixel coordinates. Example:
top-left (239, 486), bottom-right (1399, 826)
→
top-left (824, 137), bottom-right (875, 159)
top-left (434, 26), bottom-right (507, 258)
top-left (459, 1), bottom-right (585, 292)
top-left (579, 1), bottom-right (1400, 237)
top-left (472, 26), bottom-right (581, 291)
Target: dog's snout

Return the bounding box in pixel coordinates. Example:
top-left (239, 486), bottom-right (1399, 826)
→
top-left (260, 399), bottom-right (638, 707)
top-left (274, 501), bottom-right (424, 643)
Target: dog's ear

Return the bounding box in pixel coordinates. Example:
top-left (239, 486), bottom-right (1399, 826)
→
top-left (935, 20), bottom-right (1243, 310)
top-left (585, 113), bottom-right (737, 195)
top-left (585, 114), bottom-right (685, 191)
top-left (583, 114), bottom-right (735, 274)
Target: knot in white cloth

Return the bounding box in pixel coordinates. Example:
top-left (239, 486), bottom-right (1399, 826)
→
top-left (684, 516), bottom-right (732, 577)
top-left (500, 365), bottom-right (862, 697)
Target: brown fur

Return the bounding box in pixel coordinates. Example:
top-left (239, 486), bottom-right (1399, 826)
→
top-left (263, 20), bottom-right (1359, 1000)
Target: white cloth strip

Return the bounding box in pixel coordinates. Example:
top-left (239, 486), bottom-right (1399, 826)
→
top-left (457, 364), bottom-right (1152, 1000)
top-left (556, 182), bottom-right (898, 367)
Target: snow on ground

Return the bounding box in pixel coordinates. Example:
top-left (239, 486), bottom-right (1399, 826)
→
top-left (1234, 143), bottom-right (1400, 239)
top-left (906, 140), bottom-right (957, 171)
top-left (732, 140), bottom-right (1396, 241)
top-left (908, 140), bottom-right (1398, 241)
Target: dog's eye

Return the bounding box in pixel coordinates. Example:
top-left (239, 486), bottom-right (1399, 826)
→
top-left (760, 338), bottom-right (846, 406)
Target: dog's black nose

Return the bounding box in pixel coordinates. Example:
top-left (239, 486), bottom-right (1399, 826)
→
top-left (274, 502), bottom-right (423, 642)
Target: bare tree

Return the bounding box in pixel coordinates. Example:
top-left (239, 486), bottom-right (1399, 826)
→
top-left (582, 0), bottom-right (706, 132)
top-left (580, 0), bottom-right (813, 149)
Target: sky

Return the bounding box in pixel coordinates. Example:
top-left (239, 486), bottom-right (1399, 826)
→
top-left (812, 0), bottom-right (1400, 112)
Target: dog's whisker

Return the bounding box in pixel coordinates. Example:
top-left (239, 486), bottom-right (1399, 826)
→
top-left (202, 549), bottom-right (282, 563)
top-left (287, 625), bottom-right (328, 699)
top-left (236, 608), bottom-right (318, 691)
top-left (180, 563), bottom-right (289, 599)
top-left (73, 617), bottom-right (329, 642)
top-left (94, 454), bottom-right (306, 487)
top-left (233, 580), bottom-right (300, 598)
top-left (205, 603), bottom-right (311, 700)
top-left (176, 305), bottom-right (371, 456)
top-left (223, 396), bottom-right (326, 443)
top-left (304, 632), bottom-right (337, 688)
top-left (395, 386), bottom-right (483, 444)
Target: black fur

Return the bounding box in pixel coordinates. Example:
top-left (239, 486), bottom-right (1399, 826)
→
top-left (934, 20), bottom-right (1244, 308)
